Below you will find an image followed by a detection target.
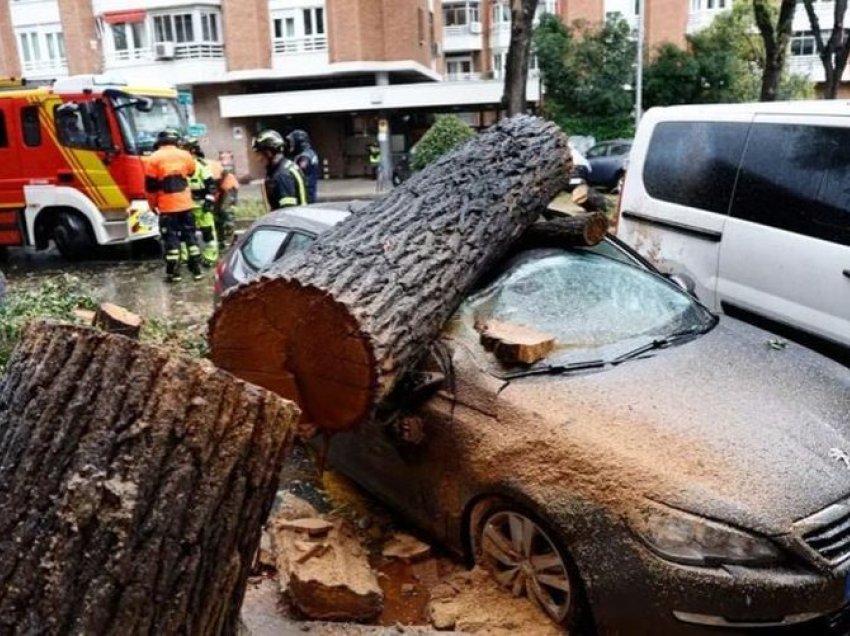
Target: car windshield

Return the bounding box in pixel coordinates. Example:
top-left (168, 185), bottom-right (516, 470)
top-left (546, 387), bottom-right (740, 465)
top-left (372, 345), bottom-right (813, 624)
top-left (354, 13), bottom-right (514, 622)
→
top-left (111, 95), bottom-right (185, 155)
top-left (451, 247), bottom-right (714, 371)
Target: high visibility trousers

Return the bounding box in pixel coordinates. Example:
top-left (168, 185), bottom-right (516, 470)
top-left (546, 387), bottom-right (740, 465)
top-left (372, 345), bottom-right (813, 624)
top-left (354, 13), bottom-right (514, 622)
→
top-left (193, 206), bottom-right (218, 265)
top-left (161, 211), bottom-right (201, 279)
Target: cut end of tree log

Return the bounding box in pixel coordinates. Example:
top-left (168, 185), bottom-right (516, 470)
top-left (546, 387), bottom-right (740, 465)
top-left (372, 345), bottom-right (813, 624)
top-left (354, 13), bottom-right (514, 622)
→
top-left (477, 319), bottom-right (556, 365)
top-left (94, 301), bottom-right (144, 338)
top-left (210, 115), bottom-right (571, 433)
top-left (521, 212), bottom-right (610, 248)
top-left (0, 320), bottom-right (300, 635)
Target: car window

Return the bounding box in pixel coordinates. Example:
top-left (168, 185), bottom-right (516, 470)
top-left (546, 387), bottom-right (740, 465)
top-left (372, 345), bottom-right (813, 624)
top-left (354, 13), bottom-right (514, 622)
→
top-left (609, 143), bottom-right (630, 156)
top-left (241, 228), bottom-right (289, 270)
top-left (731, 123), bottom-right (850, 246)
top-left (643, 121), bottom-right (749, 214)
top-left (586, 144), bottom-right (608, 158)
top-left (284, 231), bottom-right (315, 255)
top-left (454, 248), bottom-right (712, 367)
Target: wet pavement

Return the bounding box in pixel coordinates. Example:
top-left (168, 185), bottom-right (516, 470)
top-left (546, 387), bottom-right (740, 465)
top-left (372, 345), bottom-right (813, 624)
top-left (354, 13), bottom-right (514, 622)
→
top-left (3, 244), bottom-right (215, 326)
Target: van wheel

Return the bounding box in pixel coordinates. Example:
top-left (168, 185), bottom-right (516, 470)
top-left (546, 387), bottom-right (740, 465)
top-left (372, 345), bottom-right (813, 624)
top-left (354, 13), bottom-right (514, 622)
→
top-left (52, 212), bottom-right (93, 261)
top-left (469, 497), bottom-right (591, 631)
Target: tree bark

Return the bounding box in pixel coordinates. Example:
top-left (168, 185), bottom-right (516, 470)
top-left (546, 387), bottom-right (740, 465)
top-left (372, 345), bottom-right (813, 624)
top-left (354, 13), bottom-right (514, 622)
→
top-left (803, 0), bottom-right (850, 99)
top-left (210, 115), bottom-right (571, 432)
top-left (94, 302), bottom-right (144, 339)
top-left (520, 213), bottom-right (610, 249)
top-left (0, 321), bottom-right (299, 636)
top-left (502, 0), bottom-right (540, 115)
top-left (753, 0), bottom-right (797, 101)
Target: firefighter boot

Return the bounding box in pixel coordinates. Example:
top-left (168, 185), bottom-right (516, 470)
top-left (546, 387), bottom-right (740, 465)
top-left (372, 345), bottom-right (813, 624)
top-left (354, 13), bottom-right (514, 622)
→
top-left (201, 225), bottom-right (219, 267)
top-left (165, 249), bottom-right (182, 283)
top-left (187, 245), bottom-right (203, 281)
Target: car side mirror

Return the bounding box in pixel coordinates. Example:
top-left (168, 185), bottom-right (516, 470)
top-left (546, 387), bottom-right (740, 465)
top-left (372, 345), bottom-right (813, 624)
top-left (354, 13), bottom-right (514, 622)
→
top-left (668, 273), bottom-right (696, 295)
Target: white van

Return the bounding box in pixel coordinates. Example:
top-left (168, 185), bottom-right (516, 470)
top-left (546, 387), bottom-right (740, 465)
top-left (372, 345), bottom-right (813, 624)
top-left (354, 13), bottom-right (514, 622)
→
top-left (618, 101), bottom-right (850, 358)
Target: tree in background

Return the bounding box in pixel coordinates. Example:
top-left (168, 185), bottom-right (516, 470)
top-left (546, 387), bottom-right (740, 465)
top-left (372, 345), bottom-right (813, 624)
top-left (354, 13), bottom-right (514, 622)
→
top-left (411, 115), bottom-right (476, 171)
top-left (644, 1), bottom-right (812, 107)
top-left (502, 0), bottom-right (541, 115)
top-left (534, 14), bottom-right (636, 139)
top-left (752, 0), bottom-right (798, 100)
top-left (801, 0), bottom-right (850, 98)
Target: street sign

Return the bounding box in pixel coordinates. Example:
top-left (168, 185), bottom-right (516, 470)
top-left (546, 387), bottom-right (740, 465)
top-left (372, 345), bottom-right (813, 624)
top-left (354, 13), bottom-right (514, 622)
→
top-left (178, 91), bottom-right (193, 106)
top-left (188, 123), bottom-right (208, 137)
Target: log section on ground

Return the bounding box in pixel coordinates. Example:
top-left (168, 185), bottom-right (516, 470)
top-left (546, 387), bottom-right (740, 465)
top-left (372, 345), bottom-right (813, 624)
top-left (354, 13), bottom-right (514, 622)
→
top-left (93, 302), bottom-right (144, 338)
top-left (210, 115), bottom-right (571, 432)
top-left (0, 321), bottom-right (299, 636)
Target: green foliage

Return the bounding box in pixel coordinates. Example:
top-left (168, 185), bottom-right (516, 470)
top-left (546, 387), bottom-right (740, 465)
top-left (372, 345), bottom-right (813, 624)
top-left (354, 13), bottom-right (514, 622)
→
top-left (0, 275), bottom-right (97, 371)
top-left (534, 14), bottom-right (637, 139)
top-left (644, 1), bottom-right (813, 107)
top-left (411, 115), bottom-right (476, 171)
top-left (141, 317), bottom-right (209, 359)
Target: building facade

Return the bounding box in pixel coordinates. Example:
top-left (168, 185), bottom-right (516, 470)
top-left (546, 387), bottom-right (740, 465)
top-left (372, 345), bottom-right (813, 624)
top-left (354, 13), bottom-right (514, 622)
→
top-left (0, 0), bottom-right (845, 179)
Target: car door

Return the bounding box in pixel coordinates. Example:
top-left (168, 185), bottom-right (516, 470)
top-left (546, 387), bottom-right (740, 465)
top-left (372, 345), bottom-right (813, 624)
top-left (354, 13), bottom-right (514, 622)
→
top-left (717, 116), bottom-right (850, 352)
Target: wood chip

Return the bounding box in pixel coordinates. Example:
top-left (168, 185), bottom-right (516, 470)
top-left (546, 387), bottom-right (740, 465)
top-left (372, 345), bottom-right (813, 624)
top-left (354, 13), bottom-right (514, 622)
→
top-left (477, 320), bottom-right (555, 365)
top-left (382, 532), bottom-right (431, 562)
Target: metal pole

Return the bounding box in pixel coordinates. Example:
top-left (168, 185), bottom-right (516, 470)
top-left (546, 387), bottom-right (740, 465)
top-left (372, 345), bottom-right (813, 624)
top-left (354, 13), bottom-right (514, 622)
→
top-left (635, 0), bottom-right (645, 128)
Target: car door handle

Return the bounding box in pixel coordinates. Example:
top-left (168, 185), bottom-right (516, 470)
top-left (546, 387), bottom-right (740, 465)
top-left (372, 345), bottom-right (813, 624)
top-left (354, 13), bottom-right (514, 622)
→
top-left (844, 269), bottom-right (850, 279)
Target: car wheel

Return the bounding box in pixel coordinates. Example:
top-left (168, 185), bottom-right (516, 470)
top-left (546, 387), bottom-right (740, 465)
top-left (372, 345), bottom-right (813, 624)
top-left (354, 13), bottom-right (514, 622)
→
top-left (470, 499), bottom-right (589, 629)
top-left (52, 211), bottom-right (93, 261)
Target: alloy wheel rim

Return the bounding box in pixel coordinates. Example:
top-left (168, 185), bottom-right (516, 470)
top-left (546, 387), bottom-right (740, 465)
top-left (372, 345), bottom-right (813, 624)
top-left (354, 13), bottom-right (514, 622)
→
top-left (480, 511), bottom-right (572, 623)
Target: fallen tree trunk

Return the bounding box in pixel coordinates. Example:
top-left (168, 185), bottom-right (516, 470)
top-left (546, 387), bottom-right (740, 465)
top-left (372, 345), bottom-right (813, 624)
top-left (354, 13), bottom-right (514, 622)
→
top-left (522, 213), bottom-right (609, 249)
top-left (0, 321), bottom-right (299, 636)
top-left (210, 115), bottom-right (571, 431)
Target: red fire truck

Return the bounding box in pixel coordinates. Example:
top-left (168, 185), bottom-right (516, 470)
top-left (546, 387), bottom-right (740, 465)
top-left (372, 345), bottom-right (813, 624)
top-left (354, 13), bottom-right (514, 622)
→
top-left (0, 74), bottom-right (187, 259)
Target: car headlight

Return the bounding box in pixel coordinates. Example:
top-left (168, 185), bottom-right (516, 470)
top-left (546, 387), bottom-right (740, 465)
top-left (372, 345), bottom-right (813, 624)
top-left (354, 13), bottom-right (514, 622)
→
top-left (630, 503), bottom-right (782, 566)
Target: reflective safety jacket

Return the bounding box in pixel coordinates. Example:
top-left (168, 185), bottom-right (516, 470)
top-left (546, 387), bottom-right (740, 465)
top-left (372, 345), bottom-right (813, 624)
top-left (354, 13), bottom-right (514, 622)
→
top-left (264, 157), bottom-right (307, 210)
top-left (188, 157), bottom-right (217, 204)
top-left (294, 147), bottom-right (319, 204)
top-left (144, 145), bottom-right (196, 214)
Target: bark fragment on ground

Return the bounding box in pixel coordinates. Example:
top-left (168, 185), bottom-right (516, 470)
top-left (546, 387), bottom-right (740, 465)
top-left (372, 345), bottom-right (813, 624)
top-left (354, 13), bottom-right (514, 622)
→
top-left (271, 516), bottom-right (383, 621)
top-left (210, 115), bottom-right (571, 432)
top-left (477, 320), bottom-right (556, 365)
top-left (0, 320), bottom-right (299, 636)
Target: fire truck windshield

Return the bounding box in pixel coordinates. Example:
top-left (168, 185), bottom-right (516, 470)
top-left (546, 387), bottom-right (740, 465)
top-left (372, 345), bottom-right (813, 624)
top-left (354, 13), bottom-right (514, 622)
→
top-left (112, 95), bottom-right (186, 155)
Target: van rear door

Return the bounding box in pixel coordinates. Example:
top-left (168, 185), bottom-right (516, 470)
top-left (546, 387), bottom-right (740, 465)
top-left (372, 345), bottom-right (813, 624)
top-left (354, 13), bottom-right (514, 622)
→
top-left (618, 110), bottom-right (751, 309)
top-left (717, 116), bottom-right (850, 352)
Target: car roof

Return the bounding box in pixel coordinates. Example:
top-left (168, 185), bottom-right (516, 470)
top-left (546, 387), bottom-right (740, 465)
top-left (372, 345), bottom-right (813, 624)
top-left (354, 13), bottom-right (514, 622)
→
top-left (251, 201), bottom-right (363, 234)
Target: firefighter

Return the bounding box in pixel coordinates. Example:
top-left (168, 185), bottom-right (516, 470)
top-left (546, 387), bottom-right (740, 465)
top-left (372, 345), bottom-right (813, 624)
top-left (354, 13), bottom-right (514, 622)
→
top-left (252, 130), bottom-right (307, 210)
top-left (207, 154), bottom-right (239, 247)
top-left (145, 128), bottom-right (202, 282)
top-left (286, 129), bottom-right (319, 203)
top-left (182, 136), bottom-right (219, 266)
top-left (367, 141), bottom-right (381, 180)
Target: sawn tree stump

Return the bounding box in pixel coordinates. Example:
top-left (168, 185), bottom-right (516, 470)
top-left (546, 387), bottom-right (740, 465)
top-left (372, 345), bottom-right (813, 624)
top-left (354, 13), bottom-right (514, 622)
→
top-left (0, 321), bottom-right (299, 635)
top-left (210, 115), bottom-right (571, 432)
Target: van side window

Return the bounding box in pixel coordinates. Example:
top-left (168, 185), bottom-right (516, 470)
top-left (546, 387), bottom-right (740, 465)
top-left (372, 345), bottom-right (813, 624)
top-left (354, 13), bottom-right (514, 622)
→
top-left (54, 101), bottom-right (113, 151)
top-left (21, 106), bottom-right (41, 147)
top-left (731, 123), bottom-right (850, 246)
top-left (0, 111), bottom-right (8, 147)
top-left (643, 121), bottom-right (749, 214)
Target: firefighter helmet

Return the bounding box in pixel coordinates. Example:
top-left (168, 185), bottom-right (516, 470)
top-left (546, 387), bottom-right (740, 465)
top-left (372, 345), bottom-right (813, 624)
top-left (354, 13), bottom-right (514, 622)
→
top-left (286, 129), bottom-right (310, 155)
top-left (156, 127), bottom-right (183, 147)
top-left (182, 135), bottom-right (204, 158)
top-left (252, 129), bottom-right (285, 153)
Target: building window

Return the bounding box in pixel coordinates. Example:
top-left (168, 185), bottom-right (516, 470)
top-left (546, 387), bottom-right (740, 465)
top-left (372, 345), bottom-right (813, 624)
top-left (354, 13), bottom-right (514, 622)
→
top-left (491, 2), bottom-right (511, 25)
top-left (272, 6), bottom-right (327, 54)
top-left (446, 56), bottom-right (474, 79)
top-left (115, 9), bottom-right (225, 60)
top-left (790, 31), bottom-right (816, 56)
top-left (201, 12), bottom-right (219, 42)
top-left (111, 22), bottom-right (145, 59)
top-left (154, 13), bottom-right (195, 43)
top-left (493, 52), bottom-right (504, 78)
top-left (443, 1), bottom-right (480, 27)
top-left (16, 27), bottom-right (66, 74)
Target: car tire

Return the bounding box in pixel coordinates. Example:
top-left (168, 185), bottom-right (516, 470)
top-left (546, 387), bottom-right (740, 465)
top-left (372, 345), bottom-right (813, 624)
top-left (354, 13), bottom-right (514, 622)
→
top-left (468, 497), bottom-right (592, 632)
top-left (52, 211), bottom-right (93, 261)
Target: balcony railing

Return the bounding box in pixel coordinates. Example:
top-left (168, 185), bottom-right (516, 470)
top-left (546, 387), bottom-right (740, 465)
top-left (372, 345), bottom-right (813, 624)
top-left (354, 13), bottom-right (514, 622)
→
top-left (273, 35), bottom-right (328, 55)
top-left (446, 71), bottom-right (483, 81)
top-left (22, 58), bottom-right (68, 75)
top-left (104, 43), bottom-right (224, 65)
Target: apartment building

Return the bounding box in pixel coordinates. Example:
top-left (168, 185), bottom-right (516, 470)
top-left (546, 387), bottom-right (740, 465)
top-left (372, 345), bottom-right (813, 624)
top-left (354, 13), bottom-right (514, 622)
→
top-left (0, 0), bottom-right (844, 179)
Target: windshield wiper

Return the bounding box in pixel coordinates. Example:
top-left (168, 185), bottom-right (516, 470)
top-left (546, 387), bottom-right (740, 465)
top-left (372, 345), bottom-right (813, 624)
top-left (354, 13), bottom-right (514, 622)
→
top-left (611, 323), bottom-right (711, 366)
top-left (500, 359), bottom-right (606, 380)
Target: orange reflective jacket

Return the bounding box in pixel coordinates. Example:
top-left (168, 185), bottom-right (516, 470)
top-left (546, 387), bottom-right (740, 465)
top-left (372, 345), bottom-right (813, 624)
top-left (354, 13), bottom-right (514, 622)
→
top-left (144, 145), bottom-right (196, 214)
top-left (208, 159), bottom-right (239, 193)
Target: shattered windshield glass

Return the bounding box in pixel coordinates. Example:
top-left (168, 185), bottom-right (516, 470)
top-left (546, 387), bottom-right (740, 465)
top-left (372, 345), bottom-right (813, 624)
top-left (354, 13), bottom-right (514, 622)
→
top-left (112, 95), bottom-right (185, 155)
top-left (453, 247), bottom-right (713, 369)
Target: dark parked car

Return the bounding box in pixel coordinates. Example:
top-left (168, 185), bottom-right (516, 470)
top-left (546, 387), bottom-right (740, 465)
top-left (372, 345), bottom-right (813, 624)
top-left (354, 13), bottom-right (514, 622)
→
top-left (218, 212), bottom-right (850, 635)
top-left (587, 139), bottom-right (632, 191)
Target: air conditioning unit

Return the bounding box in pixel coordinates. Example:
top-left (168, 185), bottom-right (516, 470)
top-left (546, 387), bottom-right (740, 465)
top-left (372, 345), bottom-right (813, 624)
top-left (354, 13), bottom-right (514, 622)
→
top-left (154, 41), bottom-right (176, 60)
top-left (469, 21), bottom-right (482, 34)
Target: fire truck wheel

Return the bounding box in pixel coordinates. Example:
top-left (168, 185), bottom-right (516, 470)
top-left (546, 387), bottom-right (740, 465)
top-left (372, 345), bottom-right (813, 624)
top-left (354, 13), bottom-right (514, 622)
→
top-left (52, 211), bottom-right (93, 261)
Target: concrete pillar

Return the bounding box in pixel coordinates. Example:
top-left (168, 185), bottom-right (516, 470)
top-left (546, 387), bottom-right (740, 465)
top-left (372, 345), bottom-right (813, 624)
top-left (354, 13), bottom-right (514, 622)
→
top-left (57, 0), bottom-right (101, 74)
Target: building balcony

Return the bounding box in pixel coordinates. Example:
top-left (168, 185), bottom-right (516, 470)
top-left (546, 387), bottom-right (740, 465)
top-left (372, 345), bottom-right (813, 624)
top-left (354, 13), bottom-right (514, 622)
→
top-left (490, 22), bottom-right (512, 50)
top-left (21, 58), bottom-right (68, 79)
top-left (270, 35), bottom-right (330, 77)
top-left (442, 24), bottom-right (484, 53)
top-left (273, 35), bottom-right (327, 54)
top-left (102, 43), bottom-right (226, 85)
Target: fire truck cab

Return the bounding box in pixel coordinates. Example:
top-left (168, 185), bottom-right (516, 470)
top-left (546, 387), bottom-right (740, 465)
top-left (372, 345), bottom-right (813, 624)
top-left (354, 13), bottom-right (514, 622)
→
top-left (0, 74), bottom-right (187, 259)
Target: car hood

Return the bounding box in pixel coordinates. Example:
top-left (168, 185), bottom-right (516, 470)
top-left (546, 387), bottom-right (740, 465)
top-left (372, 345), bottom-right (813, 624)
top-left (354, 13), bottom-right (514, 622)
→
top-left (494, 318), bottom-right (850, 535)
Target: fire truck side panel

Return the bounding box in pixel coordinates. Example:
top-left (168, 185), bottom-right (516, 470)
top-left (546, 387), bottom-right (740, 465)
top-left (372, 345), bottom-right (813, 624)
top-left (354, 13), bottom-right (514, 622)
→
top-left (0, 100), bottom-right (27, 246)
top-left (23, 184), bottom-right (120, 246)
